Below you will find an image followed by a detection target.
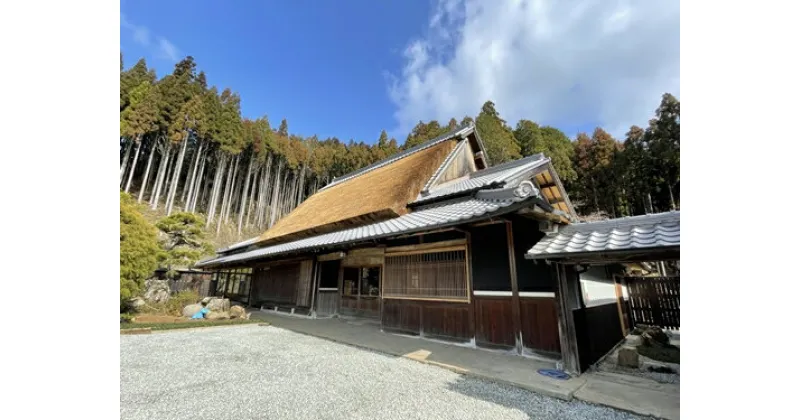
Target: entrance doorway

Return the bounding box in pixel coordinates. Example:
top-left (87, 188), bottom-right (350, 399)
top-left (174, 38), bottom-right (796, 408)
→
top-left (340, 266), bottom-right (381, 318)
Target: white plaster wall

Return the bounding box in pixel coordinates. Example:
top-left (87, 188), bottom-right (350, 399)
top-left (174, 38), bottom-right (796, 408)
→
top-left (580, 265), bottom-right (628, 307)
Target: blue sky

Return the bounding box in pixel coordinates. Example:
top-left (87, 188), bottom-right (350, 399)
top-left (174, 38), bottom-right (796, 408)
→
top-left (121, 1), bottom-right (680, 144)
top-left (121, 0), bottom-right (430, 142)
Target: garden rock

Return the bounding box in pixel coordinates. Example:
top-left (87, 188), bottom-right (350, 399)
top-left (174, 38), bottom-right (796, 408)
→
top-left (144, 279), bottom-right (171, 303)
top-left (230, 305), bottom-right (247, 319)
top-left (625, 335), bottom-right (643, 346)
top-left (182, 303), bottom-right (204, 318)
top-left (206, 311), bottom-right (231, 320)
top-left (617, 346), bottom-right (640, 368)
top-left (130, 297), bottom-right (146, 310)
top-left (206, 298), bottom-right (230, 312)
top-left (642, 326), bottom-right (670, 347)
top-left (201, 297), bottom-right (213, 304)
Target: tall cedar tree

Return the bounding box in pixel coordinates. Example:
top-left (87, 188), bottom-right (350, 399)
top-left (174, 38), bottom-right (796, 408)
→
top-left (119, 53), bottom-right (680, 245)
top-left (475, 101), bottom-right (521, 164)
top-left (646, 93), bottom-right (680, 210)
top-left (513, 121), bottom-right (577, 183)
top-left (403, 121), bottom-right (449, 149)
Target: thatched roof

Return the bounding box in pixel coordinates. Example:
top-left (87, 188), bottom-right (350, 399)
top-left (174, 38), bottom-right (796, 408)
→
top-left (257, 139), bottom-right (459, 245)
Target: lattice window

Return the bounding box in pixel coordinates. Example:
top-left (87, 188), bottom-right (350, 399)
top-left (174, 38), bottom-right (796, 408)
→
top-left (384, 249), bottom-right (468, 300)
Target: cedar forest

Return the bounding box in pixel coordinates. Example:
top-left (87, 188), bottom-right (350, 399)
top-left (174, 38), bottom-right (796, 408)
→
top-left (120, 54), bottom-right (680, 250)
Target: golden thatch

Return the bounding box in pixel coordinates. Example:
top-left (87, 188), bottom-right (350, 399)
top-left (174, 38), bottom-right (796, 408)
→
top-left (257, 139), bottom-right (458, 244)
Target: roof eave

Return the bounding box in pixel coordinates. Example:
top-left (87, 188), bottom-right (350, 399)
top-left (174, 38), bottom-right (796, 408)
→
top-left (525, 246), bottom-right (681, 262)
top-left (197, 197), bottom-right (552, 269)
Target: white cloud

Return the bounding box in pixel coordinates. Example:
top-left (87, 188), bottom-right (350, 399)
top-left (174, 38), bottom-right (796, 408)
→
top-left (132, 26), bottom-right (150, 46)
top-left (158, 38), bottom-right (179, 62)
top-left (121, 13), bottom-right (179, 63)
top-left (120, 14), bottom-right (148, 46)
top-left (387, 0), bottom-right (680, 138)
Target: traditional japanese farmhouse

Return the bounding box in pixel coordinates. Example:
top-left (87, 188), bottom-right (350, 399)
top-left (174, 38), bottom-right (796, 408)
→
top-left (196, 123), bottom-right (580, 358)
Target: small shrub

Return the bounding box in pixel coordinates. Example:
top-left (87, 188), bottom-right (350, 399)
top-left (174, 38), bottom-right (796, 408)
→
top-left (164, 291), bottom-right (201, 316)
top-left (137, 291), bottom-right (201, 316)
top-left (120, 313), bottom-right (135, 324)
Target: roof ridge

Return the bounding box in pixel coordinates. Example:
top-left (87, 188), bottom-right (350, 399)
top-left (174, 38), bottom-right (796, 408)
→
top-left (318, 124), bottom-right (474, 192)
top-left (466, 153), bottom-right (545, 179)
top-left (570, 211), bottom-right (680, 231)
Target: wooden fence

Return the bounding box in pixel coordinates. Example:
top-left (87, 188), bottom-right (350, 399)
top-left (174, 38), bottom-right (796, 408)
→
top-left (625, 276), bottom-right (680, 330)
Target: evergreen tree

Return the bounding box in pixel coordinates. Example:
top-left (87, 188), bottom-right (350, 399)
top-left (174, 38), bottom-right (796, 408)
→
top-left (475, 101), bottom-right (521, 164)
top-left (373, 130), bottom-right (400, 161)
top-left (447, 118), bottom-right (458, 130)
top-left (540, 127), bottom-right (577, 183)
top-left (120, 192), bottom-right (162, 311)
top-left (403, 120), bottom-right (448, 149)
top-left (620, 125), bottom-right (654, 214)
top-left (573, 132), bottom-right (595, 212)
top-left (278, 118), bottom-right (289, 137)
top-left (513, 119), bottom-right (543, 157)
top-left (647, 93), bottom-right (680, 210)
top-left (377, 130), bottom-right (389, 148)
top-left (120, 58), bottom-right (156, 112)
top-left (120, 81), bottom-right (160, 139)
top-left (118, 52), bottom-right (680, 242)
top-left (156, 212), bottom-right (214, 278)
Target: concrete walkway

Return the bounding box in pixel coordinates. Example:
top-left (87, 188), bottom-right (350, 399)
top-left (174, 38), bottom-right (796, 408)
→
top-left (249, 311), bottom-right (679, 420)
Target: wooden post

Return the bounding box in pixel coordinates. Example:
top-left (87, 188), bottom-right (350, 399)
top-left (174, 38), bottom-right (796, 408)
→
top-left (552, 263), bottom-right (580, 374)
top-left (613, 274), bottom-right (628, 337)
top-left (356, 268), bottom-right (362, 314)
top-left (466, 231), bottom-right (476, 340)
top-left (623, 277), bottom-right (635, 329)
top-left (337, 264), bottom-right (344, 316)
top-left (309, 259), bottom-right (319, 316)
top-left (505, 222), bottom-right (524, 355)
top-left (246, 268), bottom-right (255, 307)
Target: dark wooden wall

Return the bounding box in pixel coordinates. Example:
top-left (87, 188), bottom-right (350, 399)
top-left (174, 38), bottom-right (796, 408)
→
top-left (469, 223), bottom-right (511, 291)
top-left (520, 297), bottom-right (560, 354)
top-left (509, 215), bottom-right (552, 292)
top-left (382, 299), bottom-right (473, 342)
top-left (473, 297), bottom-right (515, 348)
top-left (467, 223), bottom-right (516, 348)
top-left (466, 219), bottom-right (562, 355)
top-left (316, 291), bottom-right (338, 316)
top-left (573, 303), bottom-right (624, 371)
top-left (250, 264), bottom-right (299, 307)
top-left (318, 260), bottom-right (340, 288)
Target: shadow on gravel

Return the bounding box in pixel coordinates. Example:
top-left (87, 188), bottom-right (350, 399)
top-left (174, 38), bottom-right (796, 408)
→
top-left (445, 376), bottom-right (544, 420)
top-left (445, 375), bottom-right (646, 420)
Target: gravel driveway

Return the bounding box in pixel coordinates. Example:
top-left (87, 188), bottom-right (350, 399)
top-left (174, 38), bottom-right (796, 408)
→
top-left (121, 325), bottom-right (646, 420)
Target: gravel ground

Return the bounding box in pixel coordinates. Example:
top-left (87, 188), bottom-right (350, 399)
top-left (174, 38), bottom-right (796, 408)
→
top-left (121, 325), bottom-right (648, 420)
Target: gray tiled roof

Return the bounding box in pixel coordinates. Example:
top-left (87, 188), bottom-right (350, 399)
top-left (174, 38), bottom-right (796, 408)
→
top-left (318, 124), bottom-right (475, 192)
top-left (526, 211), bottom-right (680, 259)
top-left (196, 183), bottom-right (543, 268)
top-left (216, 236), bottom-right (261, 254)
top-left (413, 153), bottom-right (549, 205)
